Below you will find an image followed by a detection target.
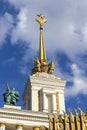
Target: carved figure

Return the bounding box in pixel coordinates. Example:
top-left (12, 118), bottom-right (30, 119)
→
top-left (74, 109), bottom-right (80, 122)
top-left (63, 110), bottom-right (69, 130)
top-left (68, 110), bottom-right (74, 122)
top-left (54, 114), bottom-right (59, 130)
top-left (34, 58), bottom-right (41, 72)
top-left (3, 84), bottom-right (19, 105)
top-left (63, 111), bottom-right (69, 123)
top-left (48, 114), bottom-right (54, 130)
top-left (54, 114), bottom-right (63, 130)
top-left (48, 62), bottom-right (55, 74)
top-left (78, 108), bottom-right (84, 116)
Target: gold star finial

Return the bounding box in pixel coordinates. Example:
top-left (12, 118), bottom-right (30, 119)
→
top-left (36, 14), bottom-right (47, 27)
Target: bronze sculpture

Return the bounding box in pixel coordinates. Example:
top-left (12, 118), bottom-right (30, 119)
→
top-left (3, 84), bottom-right (19, 105)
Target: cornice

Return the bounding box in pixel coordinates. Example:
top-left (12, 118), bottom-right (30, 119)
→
top-left (0, 106), bottom-right (49, 127)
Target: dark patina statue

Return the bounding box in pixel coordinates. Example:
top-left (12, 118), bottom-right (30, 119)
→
top-left (3, 84), bottom-right (19, 105)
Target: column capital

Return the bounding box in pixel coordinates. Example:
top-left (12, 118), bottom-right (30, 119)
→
top-left (33, 126), bottom-right (40, 130)
top-left (0, 123), bottom-right (6, 127)
top-left (16, 125), bottom-right (23, 129)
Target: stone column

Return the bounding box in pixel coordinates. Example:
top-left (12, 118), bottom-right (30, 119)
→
top-left (0, 123), bottom-right (6, 130)
top-left (33, 127), bottom-right (40, 130)
top-left (43, 93), bottom-right (48, 112)
top-left (32, 89), bottom-right (38, 111)
top-left (52, 94), bottom-right (56, 113)
top-left (16, 125), bottom-right (23, 130)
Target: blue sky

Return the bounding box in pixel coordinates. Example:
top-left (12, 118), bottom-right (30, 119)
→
top-left (0, 0), bottom-right (87, 113)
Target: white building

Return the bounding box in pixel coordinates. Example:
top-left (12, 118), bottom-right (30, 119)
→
top-left (0, 14), bottom-right (66, 130)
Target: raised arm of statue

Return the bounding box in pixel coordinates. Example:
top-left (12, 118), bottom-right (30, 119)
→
top-left (3, 84), bottom-right (11, 104)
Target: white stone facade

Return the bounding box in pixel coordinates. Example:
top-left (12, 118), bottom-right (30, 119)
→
top-left (0, 105), bottom-right (49, 130)
top-left (23, 72), bottom-right (66, 114)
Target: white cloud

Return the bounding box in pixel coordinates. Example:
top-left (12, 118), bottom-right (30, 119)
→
top-left (65, 64), bottom-right (87, 97)
top-left (0, 13), bottom-right (13, 47)
top-left (11, 8), bottom-right (29, 44)
top-left (3, 57), bottom-right (15, 64)
top-left (19, 65), bottom-right (29, 75)
top-left (6, 0), bottom-right (30, 8)
top-left (6, 0), bottom-right (87, 59)
top-left (82, 23), bottom-right (87, 45)
top-left (19, 46), bottom-right (37, 74)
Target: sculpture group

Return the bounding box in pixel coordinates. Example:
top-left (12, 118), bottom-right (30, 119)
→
top-left (3, 84), bottom-right (19, 105)
top-left (48, 109), bottom-right (87, 130)
top-left (33, 58), bottom-right (55, 74)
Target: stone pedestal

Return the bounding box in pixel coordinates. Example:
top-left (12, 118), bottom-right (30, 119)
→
top-left (4, 105), bottom-right (21, 110)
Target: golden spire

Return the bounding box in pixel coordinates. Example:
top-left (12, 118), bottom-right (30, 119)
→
top-left (36, 14), bottom-right (47, 64)
top-left (32, 14), bottom-right (55, 74)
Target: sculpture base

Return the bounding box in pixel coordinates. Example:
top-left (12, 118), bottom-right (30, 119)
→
top-left (4, 104), bottom-right (21, 110)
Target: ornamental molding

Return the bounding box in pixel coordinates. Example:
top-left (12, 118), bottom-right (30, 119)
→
top-left (0, 106), bottom-right (48, 124)
top-left (30, 73), bottom-right (65, 83)
top-left (30, 79), bottom-right (66, 88)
